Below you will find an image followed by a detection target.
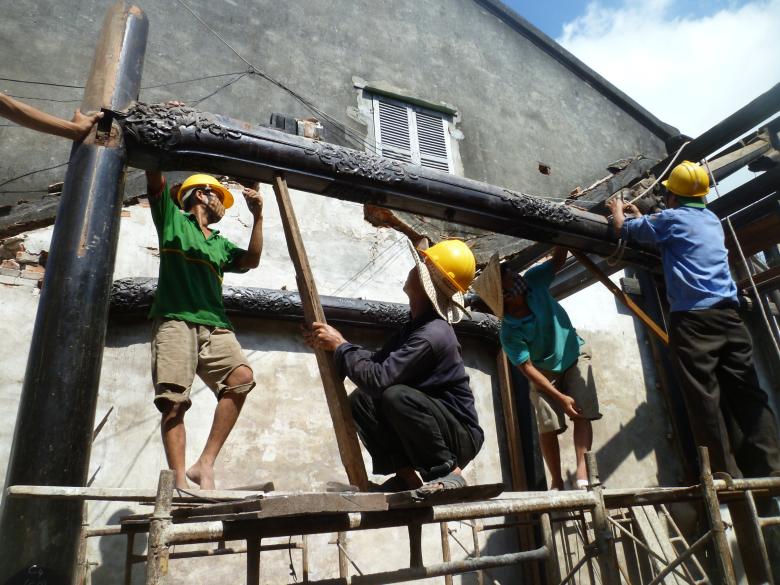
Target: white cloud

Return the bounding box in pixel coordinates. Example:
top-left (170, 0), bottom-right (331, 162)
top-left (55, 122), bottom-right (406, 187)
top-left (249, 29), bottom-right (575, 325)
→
top-left (558, 0), bottom-right (780, 137)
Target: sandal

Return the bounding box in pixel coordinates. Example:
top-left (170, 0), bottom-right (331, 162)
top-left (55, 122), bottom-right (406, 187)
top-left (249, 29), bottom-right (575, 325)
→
top-left (416, 472), bottom-right (467, 495)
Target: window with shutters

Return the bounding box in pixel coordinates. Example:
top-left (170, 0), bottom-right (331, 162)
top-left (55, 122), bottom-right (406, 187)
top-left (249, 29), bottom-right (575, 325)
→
top-left (371, 94), bottom-right (454, 173)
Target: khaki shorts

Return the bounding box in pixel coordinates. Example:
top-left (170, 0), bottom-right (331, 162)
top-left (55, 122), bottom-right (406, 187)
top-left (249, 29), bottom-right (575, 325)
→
top-left (529, 345), bottom-right (601, 434)
top-left (151, 318), bottom-right (255, 411)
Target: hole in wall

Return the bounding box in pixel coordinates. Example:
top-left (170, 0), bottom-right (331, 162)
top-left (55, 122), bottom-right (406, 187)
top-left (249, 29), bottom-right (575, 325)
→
top-left (538, 163), bottom-right (551, 175)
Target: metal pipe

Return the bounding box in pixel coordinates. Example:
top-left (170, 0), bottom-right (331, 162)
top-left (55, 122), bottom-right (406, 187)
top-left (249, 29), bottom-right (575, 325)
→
top-left (606, 516), bottom-right (693, 583)
top-left (644, 532), bottom-right (713, 585)
top-left (297, 546), bottom-right (549, 585)
top-left (743, 490), bottom-right (776, 584)
top-left (0, 4), bottom-right (148, 583)
top-left (725, 216), bottom-right (780, 365)
top-left (167, 493), bottom-right (596, 544)
top-left (118, 102), bottom-right (660, 266)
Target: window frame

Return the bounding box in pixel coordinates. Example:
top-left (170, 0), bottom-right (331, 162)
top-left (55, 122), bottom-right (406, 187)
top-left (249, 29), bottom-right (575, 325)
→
top-left (370, 93), bottom-right (455, 174)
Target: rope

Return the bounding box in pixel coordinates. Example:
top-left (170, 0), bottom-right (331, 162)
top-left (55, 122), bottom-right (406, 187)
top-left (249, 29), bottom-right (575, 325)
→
top-left (605, 238), bottom-right (627, 267)
top-left (627, 140), bottom-right (691, 206)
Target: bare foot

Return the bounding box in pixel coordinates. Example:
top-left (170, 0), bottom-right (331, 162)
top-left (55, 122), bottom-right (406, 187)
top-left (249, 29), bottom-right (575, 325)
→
top-left (174, 472), bottom-right (190, 490)
top-left (186, 460), bottom-right (215, 490)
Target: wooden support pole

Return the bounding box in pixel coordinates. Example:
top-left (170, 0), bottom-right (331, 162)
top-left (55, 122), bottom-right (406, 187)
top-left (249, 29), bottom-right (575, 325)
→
top-left (124, 533), bottom-right (135, 585)
top-left (338, 531), bottom-right (349, 579)
top-left (409, 523), bottom-right (424, 568)
top-left (571, 250), bottom-right (669, 345)
top-left (471, 521), bottom-right (485, 585)
top-left (247, 538), bottom-right (261, 585)
top-left (698, 447), bottom-right (737, 585)
top-left (539, 513), bottom-right (561, 585)
top-left (302, 535), bottom-right (310, 583)
top-left (146, 470), bottom-right (174, 585)
top-left (496, 350), bottom-right (541, 584)
top-left (585, 452), bottom-right (622, 585)
top-left (272, 173), bottom-right (368, 490)
top-left (440, 523), bottom-right (453, 585)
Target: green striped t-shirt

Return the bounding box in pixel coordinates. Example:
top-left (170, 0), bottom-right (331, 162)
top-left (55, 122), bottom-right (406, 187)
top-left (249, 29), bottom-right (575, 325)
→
top-left (149, 182), bottom-right (246, 329)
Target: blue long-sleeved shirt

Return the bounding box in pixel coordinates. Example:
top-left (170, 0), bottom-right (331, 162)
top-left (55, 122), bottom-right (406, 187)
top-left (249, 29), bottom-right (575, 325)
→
top-left (334, 310), bottom-right (484, 446)
top-left (621, 206), bottom-right (737, 312)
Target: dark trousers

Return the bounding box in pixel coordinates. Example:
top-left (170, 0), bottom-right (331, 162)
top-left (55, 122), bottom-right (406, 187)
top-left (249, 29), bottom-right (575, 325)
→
top-left (349, 385), bottom-right (479, 481)
top-left (670, 307), bottom-right (780, 477)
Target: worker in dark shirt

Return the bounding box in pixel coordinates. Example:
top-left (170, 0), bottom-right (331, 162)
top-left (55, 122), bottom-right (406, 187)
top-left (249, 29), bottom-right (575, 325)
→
top-left (305, 240), bottom-right (484, 492)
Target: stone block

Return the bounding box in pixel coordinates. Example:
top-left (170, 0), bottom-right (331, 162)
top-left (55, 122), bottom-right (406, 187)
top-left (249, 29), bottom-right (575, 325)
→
top-left (15, 251), bottom-right (40, 265)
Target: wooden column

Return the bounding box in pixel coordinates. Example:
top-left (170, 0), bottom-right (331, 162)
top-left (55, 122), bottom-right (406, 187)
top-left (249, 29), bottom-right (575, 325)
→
top-left (496, 351), bottom-right (541, 584)
top-left (272, 174), bottom-right (368, 490)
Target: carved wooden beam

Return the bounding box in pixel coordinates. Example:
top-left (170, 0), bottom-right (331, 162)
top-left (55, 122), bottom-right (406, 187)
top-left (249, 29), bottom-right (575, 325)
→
top-left (117, 102), bottom-right (659, 266)
top-left (110, 278), bottom-right (501, 343)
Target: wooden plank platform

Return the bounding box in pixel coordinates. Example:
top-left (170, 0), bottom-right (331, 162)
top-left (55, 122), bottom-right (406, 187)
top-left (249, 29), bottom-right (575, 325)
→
top-left (123, 491), bottom-right (388, 525)
top-left (387, 482), bottom-right (505, 509)
top-left (120, 483), bottom-right (505, 526)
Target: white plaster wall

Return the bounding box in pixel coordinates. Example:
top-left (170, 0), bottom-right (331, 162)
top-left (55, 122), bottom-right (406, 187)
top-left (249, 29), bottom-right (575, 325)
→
top-left (559, 272), bottom-right (684, 489)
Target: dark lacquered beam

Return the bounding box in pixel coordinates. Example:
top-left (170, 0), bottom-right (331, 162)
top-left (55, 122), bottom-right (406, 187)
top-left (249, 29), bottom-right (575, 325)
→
top-left (655, 83), bottom-right (780, 172)
top-left (116, 102), bottom-right (660, 266)
top-left (0, 4), bottom-right (148, 583)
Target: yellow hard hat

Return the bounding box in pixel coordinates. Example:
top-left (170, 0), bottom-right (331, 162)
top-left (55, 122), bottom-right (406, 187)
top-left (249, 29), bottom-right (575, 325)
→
top-left (661, 161), bottom-right (709, 197)
top-left (177, 174), bottom-right (234, 209)
top-left (421, 239), bottom-right (476, 293)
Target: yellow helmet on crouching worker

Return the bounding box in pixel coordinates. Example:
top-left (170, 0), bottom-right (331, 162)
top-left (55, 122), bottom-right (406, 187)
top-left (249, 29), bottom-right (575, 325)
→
top-left (176, 174), bottom-right (234, 209)
top-left (421, 239), bottom-right (476, 293)
top-left (661, 161), bottom-right (709, 197)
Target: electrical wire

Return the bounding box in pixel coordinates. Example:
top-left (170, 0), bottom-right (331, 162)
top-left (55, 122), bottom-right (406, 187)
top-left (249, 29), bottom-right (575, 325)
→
top-left (0, 161), bottom-right (68, 190)
top-left (189, 72), bottom-right (248, 106)
top-left (3, 93), bottom-right (80, 103)
top-left (173, 0), bottom-right (379, 153)
top-left (141, 71), bottom-right (250, 90)
top-left (329, 236), bottom-right (406, 296)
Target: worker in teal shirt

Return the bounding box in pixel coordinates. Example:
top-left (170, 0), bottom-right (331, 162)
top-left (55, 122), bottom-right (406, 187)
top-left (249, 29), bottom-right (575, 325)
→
top-left (475, 247), bottom-right (602, 490)
top-left (607, 161), bottom-right (780, 479)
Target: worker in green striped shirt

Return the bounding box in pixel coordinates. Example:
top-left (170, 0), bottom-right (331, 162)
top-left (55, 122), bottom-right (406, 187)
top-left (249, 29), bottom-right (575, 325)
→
top-left (145, 169), bottom-right (264, 490)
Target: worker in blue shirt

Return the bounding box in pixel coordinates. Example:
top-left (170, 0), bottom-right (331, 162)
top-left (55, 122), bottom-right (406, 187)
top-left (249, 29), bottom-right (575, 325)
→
top-left (607, 161), bottom-right (780, 479)
top-left (473, 248), bottom-right (602, 490)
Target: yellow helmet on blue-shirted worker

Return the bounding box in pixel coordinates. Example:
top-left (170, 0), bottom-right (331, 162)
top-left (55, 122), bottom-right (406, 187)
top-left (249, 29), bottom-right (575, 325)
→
top-left (662, 161), bottom-right (710, 198)
top-left (177, 174), bottom-right (235, 209)
top-left (421, 239), bottom-right (476, 293)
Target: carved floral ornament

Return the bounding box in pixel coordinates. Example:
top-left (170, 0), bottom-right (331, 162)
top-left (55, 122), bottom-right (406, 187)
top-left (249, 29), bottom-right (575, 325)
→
top-left (120, 102), bottom-right (242, 149)
top-left (306, 144), bottom-right (419, 184)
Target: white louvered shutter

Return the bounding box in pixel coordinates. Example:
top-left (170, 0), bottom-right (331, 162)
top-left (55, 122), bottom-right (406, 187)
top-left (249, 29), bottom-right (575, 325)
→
top-left (374, 99), bottom-right (414, 164)
top-left (415, 110), bottom-right (452, 172)
top-left (373, 95), bottom-right (453, 173)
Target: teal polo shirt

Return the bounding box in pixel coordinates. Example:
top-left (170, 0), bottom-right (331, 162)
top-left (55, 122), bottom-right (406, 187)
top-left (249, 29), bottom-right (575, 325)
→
top-left (499, 260), bottom-right (583, 372)
top-left (148, 182), bottom-right (247, 330)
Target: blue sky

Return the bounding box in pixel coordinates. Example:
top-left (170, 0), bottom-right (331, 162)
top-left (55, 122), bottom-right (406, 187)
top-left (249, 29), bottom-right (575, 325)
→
top-left (504, 0), bottom-right (754, 39)
top-left (499, 0), bottom-right (780, 139)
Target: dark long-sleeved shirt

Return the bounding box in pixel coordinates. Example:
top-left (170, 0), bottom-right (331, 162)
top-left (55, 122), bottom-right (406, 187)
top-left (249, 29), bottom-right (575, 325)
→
top-left (334, 310), bottom-right (484, 446)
